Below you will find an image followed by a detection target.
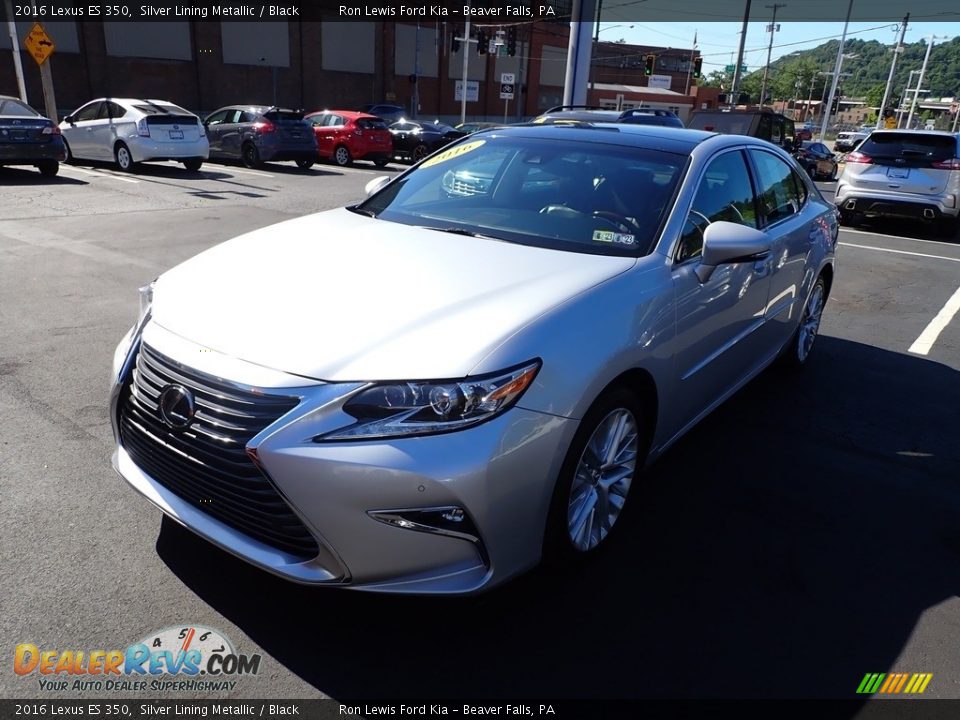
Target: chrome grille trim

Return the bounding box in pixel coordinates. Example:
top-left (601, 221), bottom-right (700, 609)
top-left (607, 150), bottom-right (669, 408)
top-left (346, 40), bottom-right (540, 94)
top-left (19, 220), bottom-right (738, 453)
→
top-left (119, 344), bottom-right (319, 559)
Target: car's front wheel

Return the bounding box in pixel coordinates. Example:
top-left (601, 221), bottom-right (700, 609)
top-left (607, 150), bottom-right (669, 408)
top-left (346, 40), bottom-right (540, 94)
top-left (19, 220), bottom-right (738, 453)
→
top-left (374, 158), bottom-right (389, 168)
top-left (544, 387), bottom-right (647, 563)
top-left (782, 275), bottom-right (827, 368)
top-left (295, 159), bottom-right (315, 170)
top-left (114, 142), bottom-right (136, 172)
top-left (412, 143), bottom-right (429, 163)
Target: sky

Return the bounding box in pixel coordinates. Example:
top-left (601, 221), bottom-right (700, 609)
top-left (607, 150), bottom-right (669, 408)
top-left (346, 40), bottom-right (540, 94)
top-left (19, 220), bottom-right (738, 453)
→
top-left (598, 21), bottom-right (960, 75)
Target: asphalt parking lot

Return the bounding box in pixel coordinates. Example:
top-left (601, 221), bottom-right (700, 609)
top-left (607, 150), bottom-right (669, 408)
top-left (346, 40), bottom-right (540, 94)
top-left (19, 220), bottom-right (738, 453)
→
top-left (1, 162), bottom-right (959, 704)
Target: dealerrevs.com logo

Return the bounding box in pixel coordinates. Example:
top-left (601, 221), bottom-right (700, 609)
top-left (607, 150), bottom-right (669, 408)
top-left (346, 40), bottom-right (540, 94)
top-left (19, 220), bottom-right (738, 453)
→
top-left (14, 625), bottom-right (262, 693)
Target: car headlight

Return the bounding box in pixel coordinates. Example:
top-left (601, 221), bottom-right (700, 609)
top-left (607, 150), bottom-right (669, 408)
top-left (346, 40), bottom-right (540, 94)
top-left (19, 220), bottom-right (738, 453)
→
top-left (113, 281), bottom-right (155, 381)
top-left (316, 360), bottom-right (541, 441)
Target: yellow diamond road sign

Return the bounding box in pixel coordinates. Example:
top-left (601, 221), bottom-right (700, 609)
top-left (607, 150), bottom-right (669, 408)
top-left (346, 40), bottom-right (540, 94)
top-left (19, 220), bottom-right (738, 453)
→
top-left (23, 23), bottom-right (55, 66)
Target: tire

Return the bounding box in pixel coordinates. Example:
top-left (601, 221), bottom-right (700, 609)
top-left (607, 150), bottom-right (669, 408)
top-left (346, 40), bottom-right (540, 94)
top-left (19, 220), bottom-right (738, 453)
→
top-left (37, 160), bottom-right (59, 177)
top-left (838, 209), bottom-right (859, 227)
top-left (62, 139), bottom-right (75, 164)
top-left (295, 159), bottom-right (315, 170)
top-left (543, 387), bottom-right (648, 564)
top-left (242, 142), bottom-right (263, 169)
top-left (333, 145), bottom-right (352, 167)
top-left (412, 144), bottom-right (429, 163)
top-left (114, 142), bottom-right (136, 172)
top-left (781, 275), bottom-right (827, 368)
top-left (182, 159), bottom-right (203, 172)
top-left (374, 158), bottom-right (389, 168)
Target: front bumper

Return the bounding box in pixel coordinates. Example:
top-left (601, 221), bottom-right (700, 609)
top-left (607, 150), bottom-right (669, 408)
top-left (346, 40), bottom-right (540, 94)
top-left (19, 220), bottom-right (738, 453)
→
top-left (110, 322), bottom-right (576, 594)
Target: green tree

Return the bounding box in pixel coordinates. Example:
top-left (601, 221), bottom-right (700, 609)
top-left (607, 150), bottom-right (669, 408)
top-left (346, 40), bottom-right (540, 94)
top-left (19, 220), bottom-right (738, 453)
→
top-left (865, 84), bottom-right (885, 109)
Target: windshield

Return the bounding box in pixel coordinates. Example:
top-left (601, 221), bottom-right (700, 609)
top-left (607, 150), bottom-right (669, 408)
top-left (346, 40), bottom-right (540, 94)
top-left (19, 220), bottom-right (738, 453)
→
top-left (357, 135), bottom-right (686, 257)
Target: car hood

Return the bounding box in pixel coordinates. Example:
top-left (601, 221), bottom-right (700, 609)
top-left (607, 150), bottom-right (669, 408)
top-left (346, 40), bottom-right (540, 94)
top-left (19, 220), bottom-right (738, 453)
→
top-left (151, 209), bottom-right (635, 381)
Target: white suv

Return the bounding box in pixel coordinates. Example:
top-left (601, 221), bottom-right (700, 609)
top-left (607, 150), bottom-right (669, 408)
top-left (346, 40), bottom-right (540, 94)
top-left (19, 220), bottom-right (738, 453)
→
top-left (60, 98), bottom-right (208, 172)
top-left (836, 130), bottom-right (960, 237)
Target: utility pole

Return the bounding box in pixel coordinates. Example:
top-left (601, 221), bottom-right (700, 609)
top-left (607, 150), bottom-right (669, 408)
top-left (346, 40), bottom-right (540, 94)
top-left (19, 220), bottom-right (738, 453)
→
top-left (730, 0), bottom-right (752, 105)
top-left (906, 35), bottom-right (939, 130)
top-left (897, 70), bottom-right (921, 128)
top-left (804, 73), bottom-right (816, 121)
top-left (759, 3), bottom-right (785, 108)
top-left (460, 13), bottom-right (471, 124)
top-left (819, 0), bottom-right (853, 142)
top-left (3, 0), bottom-right (27, 102)
top-left (876, 13), bottom-right (908, 128)
top-left (684, 30), bottom-right (697, 96)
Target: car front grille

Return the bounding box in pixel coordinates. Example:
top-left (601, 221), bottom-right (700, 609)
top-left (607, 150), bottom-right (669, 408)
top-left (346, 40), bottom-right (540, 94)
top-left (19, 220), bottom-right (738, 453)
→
top-left (118, 343), bottom-right (319, 559)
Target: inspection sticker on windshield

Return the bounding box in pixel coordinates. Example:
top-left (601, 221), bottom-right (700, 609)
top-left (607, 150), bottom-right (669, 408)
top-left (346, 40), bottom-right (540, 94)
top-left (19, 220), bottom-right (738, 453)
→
top-left (593, 230), bottom-right (635, 245)
top-left (420, 140), bottom-right (486, 169)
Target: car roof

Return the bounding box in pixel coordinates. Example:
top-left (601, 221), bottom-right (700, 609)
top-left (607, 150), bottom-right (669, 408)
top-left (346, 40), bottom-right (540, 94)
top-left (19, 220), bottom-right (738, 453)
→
top-left (479, 122), bottom-right (718, 155)
top-left (866, 129), bottom-right (956, 138)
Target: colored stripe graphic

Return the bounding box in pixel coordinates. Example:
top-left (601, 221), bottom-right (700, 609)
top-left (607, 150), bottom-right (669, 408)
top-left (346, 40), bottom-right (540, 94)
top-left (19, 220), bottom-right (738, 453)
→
top-left (858, 672), bottom-right (932, 694)
top-left (856, 673), bottom-right (886, 694)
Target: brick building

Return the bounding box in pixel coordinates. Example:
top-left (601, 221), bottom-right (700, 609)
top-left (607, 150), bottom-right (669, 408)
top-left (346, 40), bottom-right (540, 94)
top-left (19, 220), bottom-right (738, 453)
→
top-left (0, 20), bottom-right (704, 122)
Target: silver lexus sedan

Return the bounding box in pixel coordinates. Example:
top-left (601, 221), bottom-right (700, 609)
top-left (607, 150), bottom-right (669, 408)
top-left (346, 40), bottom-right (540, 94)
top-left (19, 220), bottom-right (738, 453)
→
top-left (110, 124), bottom-right (837, 594)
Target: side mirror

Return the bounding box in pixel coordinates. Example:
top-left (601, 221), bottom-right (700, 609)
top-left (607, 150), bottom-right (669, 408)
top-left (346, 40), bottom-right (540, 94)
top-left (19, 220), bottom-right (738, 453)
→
top-left (63, 115), bottom-right (74, 124)
top-left (695, 221), bottom-right (771, 283)
top-left (364, 175), bottom-right (391, 197)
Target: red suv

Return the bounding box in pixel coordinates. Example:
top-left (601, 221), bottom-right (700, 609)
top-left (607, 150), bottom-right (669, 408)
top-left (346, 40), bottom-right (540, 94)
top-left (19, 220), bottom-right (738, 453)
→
top-left (305, 110), bottom-right (393, 167)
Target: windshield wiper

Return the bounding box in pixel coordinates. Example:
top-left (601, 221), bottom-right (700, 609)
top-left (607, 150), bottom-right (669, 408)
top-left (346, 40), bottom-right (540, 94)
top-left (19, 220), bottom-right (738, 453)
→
top-left (347, 205), bottom-right (378, 218)
top-left (423, 226), bottom-right (492, 238)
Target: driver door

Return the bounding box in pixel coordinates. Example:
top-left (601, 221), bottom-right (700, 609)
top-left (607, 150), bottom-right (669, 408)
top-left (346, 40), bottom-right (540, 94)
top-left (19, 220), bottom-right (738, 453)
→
top-left (670, 149), bottom-right (773, 428)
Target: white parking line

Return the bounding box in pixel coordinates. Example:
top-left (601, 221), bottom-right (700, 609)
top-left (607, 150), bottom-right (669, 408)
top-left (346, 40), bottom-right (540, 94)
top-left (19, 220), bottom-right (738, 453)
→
top-left (841, 227), bottom-right (960, 247)
top-left (60, 165), bottom-right (140, 184)
top-left (210, 166), bottom-right (274, 178)
top-left (838, 242), bottom-right (960, 263)
top-left (908, 285), bottom-right (960, 356)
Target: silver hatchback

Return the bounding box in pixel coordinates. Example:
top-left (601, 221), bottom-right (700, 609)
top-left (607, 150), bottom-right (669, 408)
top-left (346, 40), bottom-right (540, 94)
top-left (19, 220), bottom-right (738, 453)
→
top-left (110, 125), bottom-right (837, 594)
top-left (836, 130), bottom-right (960, 236)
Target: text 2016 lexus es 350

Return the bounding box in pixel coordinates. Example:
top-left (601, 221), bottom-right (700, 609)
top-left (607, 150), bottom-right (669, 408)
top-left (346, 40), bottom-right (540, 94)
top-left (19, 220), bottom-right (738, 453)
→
top-left (110, 125), bottom-right (837, 594)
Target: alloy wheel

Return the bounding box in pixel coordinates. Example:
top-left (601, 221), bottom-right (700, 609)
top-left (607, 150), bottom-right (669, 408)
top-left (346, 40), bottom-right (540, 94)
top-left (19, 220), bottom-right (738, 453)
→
top-left (797, 281), bottom-right (825, 363)
top-left (566, 409), bottom-right (639, 552)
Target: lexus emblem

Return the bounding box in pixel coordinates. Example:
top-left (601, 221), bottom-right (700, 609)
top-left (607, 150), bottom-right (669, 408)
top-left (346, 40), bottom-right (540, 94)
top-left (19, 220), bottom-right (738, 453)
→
top-left (158, 384), bottom-right (195, 431)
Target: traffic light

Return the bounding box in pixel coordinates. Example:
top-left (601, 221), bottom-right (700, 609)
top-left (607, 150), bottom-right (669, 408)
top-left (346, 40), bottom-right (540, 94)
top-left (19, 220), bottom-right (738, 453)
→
top-left (692, 57), bottom-right (702, 79)
top-left (507, 27), bottom-right (517, 57)
top-left (644, 54), bottom-right (655, 76)
top-left (451, 32), bottom-right (460, 54)
top-left (477, 29), bottom-right (487, 55)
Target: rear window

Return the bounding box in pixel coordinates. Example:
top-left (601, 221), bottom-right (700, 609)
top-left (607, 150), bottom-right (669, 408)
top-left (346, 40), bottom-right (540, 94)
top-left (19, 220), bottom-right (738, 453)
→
top-left (264, 110), bottom-right (305, 123)
top-left (688, 113), bottom-right (757, 135)
top-left (858, 133), bottom-right (956, 162)
top-left (357, 118), bottom-right (388, 130)
top-left (133, 103), bottom-right (191, 116)
top-left (0, 98), bottom-right (39, 117)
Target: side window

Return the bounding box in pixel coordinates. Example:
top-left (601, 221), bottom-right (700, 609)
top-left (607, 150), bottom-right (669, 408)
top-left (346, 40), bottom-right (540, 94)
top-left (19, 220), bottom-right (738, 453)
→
top-left (751, 150), bottom-right (802, 225)
top-left (770, 118), bottom-right (783, 145)
top-left (74, 102), bottom-right (101, 122)
top-left (677, 151), bottom-right (757, 264)
top-left (240, 111), bottom-right (258, 123)
top-left (756, 114), bottom-right (772, 141)
top-left (96, 103), bottom-right (112, 120)
top-left (205, 110), bottom-right (228, 126)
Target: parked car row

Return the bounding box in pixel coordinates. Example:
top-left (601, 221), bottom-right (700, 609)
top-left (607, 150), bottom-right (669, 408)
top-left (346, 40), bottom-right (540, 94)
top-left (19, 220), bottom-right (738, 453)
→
top-left (2, 96), bottom-right (490, 177)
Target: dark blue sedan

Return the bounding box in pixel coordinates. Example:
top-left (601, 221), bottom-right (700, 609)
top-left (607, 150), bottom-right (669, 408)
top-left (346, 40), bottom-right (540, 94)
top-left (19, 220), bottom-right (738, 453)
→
top-left (0, 95), bottom-right (67, 177)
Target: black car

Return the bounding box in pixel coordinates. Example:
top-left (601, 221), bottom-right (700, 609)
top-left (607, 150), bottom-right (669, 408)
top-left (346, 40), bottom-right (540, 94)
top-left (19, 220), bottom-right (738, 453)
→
top-left (533, 106), bottom-right (684, 128)
top-left (795, 141), bottom-right (839, 180)
top-left (359, 104), bottom-right (407, 125)
top-left (0, 95), bottom-right (67, 177)
top-left (203, 105), bottom-right (317, 169)
top-left (389, 120), bottom-right (466, 163)
top-left (687, 108), bottom-right (799, 151)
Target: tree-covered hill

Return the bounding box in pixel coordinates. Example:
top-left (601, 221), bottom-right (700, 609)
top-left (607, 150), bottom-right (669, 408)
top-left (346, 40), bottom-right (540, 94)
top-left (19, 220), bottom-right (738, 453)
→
top-left (703, 35), bottom-right (960, 106)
